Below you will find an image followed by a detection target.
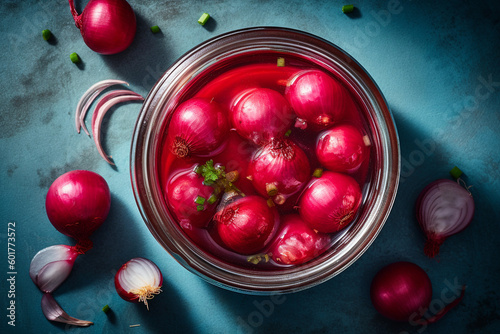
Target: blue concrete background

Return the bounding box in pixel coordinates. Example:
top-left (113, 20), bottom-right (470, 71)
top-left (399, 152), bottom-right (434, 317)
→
top-left (1, 0), bottom-right (499, 333)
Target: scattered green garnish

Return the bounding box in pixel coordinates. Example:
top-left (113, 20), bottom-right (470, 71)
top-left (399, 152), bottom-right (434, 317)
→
top-left (102, 305), bottom-right (110, 313)
top-left (342, 5), bottom-right (355, 13)
top-left (70, 52), bottom-right (80, 63)
top-left (277, 57), bottom-right (285, 67)
top-left (198, 13), bottom-right (210, 25)
top-left (207, 194), bottom-right (218, 205)
top-left (195, 196), bottom-right (206, 205)
top-left (42, 29), bottom-right (52, 41)
top-left (450, 166), bottom-right (463, 180)
top-left (196, 160), bottom-right (225, 186)
top-left (150, 25), bottom-right (160, 33)
top-left (284, 129), bottom-right (292, 137)
top-left (313, 168), bottom-right (324, 178)
top-left (196, 205), bottom-right (205, 212)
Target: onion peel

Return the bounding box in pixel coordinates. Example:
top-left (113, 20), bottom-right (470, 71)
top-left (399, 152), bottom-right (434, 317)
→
top-left (41, 293), bottom-right (93, 327)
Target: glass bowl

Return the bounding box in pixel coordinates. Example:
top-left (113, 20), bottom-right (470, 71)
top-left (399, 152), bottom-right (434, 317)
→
top-left (130, 27), bottom-right (400, 294)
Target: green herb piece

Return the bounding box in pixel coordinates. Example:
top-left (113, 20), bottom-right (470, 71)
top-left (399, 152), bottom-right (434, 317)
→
top-left (207, 194), bottom-right (218, 204)
top-left (277, 57), bottom-right (285, 67)
top-left (102, 305), bottom-right (110, 313)
top-left (450, 166), bottom-right (463, 179)
top-left (198, 13), bottom-right (210, 25)
top-left (196, 205), bottom-right (205, 212)
top-left (150, 25), bottom-right (160, 33)
top-left (42, 29), bottom-right (52, 41)
top-left (195, 196), bottom-right (206, 205)
top-left (313, 168), bottom-right (323, 178)
top-left (342, 5), bottom-right (355, 13)
top-left (199, 160), bottom-right (225, 186)
top-left (284, 129), bottom-right (292, 137)
top-left (70, 52), bottom-right (80, 63)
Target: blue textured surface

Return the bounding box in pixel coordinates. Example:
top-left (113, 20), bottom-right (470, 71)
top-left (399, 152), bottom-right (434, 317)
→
top-left (1, 1), bottom-right (500, 333)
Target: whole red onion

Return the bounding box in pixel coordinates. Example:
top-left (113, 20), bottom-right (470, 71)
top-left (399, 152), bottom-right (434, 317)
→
top-left (214, 195), bottom-right (278, 254)
top-left (45, 170), bottom-right (111, 242)
top-left (167, 98), bottom-right (230, 159)
top-left (247, 137), bottom-right (310, 204)
top-left (299, 171), bottom-right (362, 233)
top-left (165, 169), bottom-right (218, 229)
top-left (285, 70), bottom-right (348, 131)
top-left (316, 124), bottom-right (370, 173)
top-left (415, 179), bottom-right (474, 257)
top-left (68, 0), bottom-right (137, 55)
top-left (231, 88), bottom-right (295, 146)
top-left (269, 214), bottom-right (330, 265)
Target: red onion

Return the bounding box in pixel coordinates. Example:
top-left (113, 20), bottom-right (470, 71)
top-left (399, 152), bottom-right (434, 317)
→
top-left (269, 214), bottom-right (330, 265)
top-left (167, 98), bottom-right (230, 158)
top-left (299, 171), bottom-right (362, 233)
top-left (371, 262), bottom-right (465, 323)
top-left (29, 245), bottom-right (80, 293)
top-left (247, 137), bottom-right (310, 205)
top-left (165, 169), bottom-right (218, 229)
top-left (230, 88), bottom-right (295, 146)
top-left (285, 70), bottom-right (348, 131)
top-left (215, 195), bottom-right (278, 254)
top-left (68, 0), bottom-right (136, 55)
top-left (42, 293), bottom-right (93, 327)
top-left (45, 170), bottom-right (111, 248)
top-left (316, 124), bottom-right (370, 173)
top-left (115, 257), bottom-right (163, 309)
top-left (416, 179), bottom-right (474, 258)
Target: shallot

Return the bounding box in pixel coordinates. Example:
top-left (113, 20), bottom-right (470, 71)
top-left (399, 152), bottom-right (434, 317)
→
top-left (371, 261), bottom-right (465, 324)
top-left (115, 257), bottom-right (163, 309)
top-left (415, 178), bottom-right (474, 257)
top-left (68, 0), bottom-right (137, 55)
top-left (231, 88), bottom-right (295, 146)
top-left (285, 70), bottom-right (348, 130)
top-left (167, 98), bottom-right (230, 158)
top-left (42, 293), bottom-right (93, 327)
top-left (299, 171), bottom-right (362, 233)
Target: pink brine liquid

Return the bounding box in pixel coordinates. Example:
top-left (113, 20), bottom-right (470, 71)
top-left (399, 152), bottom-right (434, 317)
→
top-left (158, 52), bottom-right (372, 270)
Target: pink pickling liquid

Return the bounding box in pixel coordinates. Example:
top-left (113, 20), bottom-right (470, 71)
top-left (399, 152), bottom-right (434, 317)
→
top-left (158, 52), bottom-right (372, 269)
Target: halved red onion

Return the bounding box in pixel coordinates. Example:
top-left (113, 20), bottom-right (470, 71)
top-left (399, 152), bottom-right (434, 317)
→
top-left (416, 179), bottom-right (474, 257)
top-left (91, 94), bottom-right (144, 164)
top-left (299, 171), bottom-right (362, 233)
top-left (285, 70), bottom-right (348, 131)
top-left (41, 293), bottom-right (93, 327)
top-left (29, 245), bottom-right (80, 293)
top-left (230, 88), bottom-right (295, 146)
top-left (75, 79), bottom-right (128, 134)
top-left (115, 257), bottom-right (163, 310)
top-left (247, 137), bottom-right (310, 204)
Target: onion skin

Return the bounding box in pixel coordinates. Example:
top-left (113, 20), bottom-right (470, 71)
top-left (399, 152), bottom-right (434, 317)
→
top-left (248, 138), bottom-right (310, 203)
top-left (45, 170), bottom-right (111, 240)
top-left (415, 179), bottom-right (475, 258)
top-left (69, 0), bottom-right (137, 55)
top-left (316, 124), bottom-right (370, 173)
top-left (165, 169), bottom-right (218, 229)
top-left (231, 88), bottom-right (295, 146)
top-left (167, 98), bottom-right (230, 159)
top-left (299, 171), bottom-right (362, 233)
top-left (215, 195), bottom-right (278, 254)
top-left (371, 262), bottom-right (432, 322)
top-left (269, 215), bottom-right (330, 265)
top-left (285, 70), bottom-right (348, 131)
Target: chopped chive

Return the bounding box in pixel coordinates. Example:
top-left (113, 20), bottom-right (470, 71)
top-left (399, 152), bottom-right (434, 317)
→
top-left (102, 305), bottom-right (110, 313)
top-left (277, 57), bottom-right (285, 67)
top-left (70, 52), bottom-right (80, 63)
top-left (342, 5), bottom-right (355, 13)
top-left (207, 194), bottom-right (218, 204)
top-left (450, 166), bottom-right (463, 179)
top-left (284, 129), bottom-right (292, 137)
top-left (195, 196), bottom-right (206, 205)
top-left (313, 168), bottom-right (323, 178)
top-left (196, 204), bottom-right (205, 212)
top-left (42, 29), bottom-right (52, 41)
top-left (198, 13), bottom-right (210, 25)
top-left (150, 25), bottom-right (160, 33)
